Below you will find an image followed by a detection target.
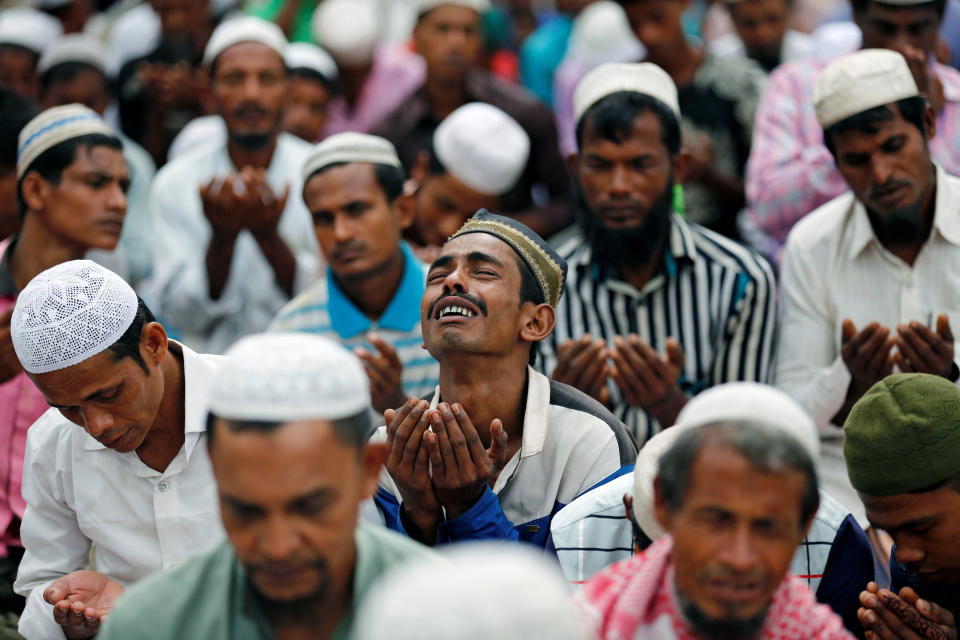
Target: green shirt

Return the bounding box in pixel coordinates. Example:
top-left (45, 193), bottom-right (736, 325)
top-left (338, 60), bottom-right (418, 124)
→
top-left (244, 0), bottom-right (314, 43)
top-left (99, 524), bottom-right (433, 640)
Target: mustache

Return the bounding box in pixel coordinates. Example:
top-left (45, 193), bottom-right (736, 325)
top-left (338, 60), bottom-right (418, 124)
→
top-left (331, 240), bottom-right (366, 259)
top-left (233, 103), bottom-right (269, 118)
top-left (867, 180), bottom-right (911, 200)
top-left (427, 291), bottom-right (488, 319)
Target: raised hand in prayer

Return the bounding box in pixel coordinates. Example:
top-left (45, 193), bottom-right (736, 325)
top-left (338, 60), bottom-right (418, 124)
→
top-left (0, 307), bottom-right (22, 384)
top-left (200, 174), bottom-right (248, 238)
top-left (898, 45), bottom-right (945, 114)
top-left (44, 570), bottom-right (124, 639)
top-left (355, 334), bottom-right (406, 414)
top-left (858, 582), bottom-right (956, 640)
top-left (841, 320), bottom-right (897, 395)
top-left (552, 336), bottom-right (611, 405)
top-left (893, 315), bottom-right (957, 380)
top-left (384, 399), bottom-right (442, 544)
top-left (237, 168), bottom-right (289, 240)
top-left (609, 335), bottom-right (688, 427)
top-left (424, 402), bottom-right (508, 520)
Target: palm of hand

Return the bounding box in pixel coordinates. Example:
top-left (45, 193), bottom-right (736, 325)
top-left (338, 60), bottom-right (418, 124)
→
top-left (52, 571), bottom-right (124, 611)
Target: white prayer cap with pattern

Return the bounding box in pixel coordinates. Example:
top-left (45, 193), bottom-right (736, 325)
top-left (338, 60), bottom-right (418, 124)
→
top-left (208, 333), bottom-right (371, 422)
top-left (11, 260), bottom-right (138, 375)
top-left (567, 1), bottom-right (644, 67)
top-left (433, 102), bottom-right (530, 196)
top-left (353, 543), bottom-right (586, 640)
top-left (312, 0), bottom-right (380, 67)
top-left (38, 34), bottom-right (109, 76)
top-left (302, 132), bottom-right (402, 182)
top-left (814, 49), bottom-right (919, 128)
top-left (414, 0), bottom-right (491, 17)
top-left (202, 16), bottom-right (288, 66)
top-left (17, 104), bottom-right (115, 178)
top-left (0, 8), bottom-right (62, 55)
top-left (573, 62), bottom-right (680, 125)
top-left (284, 42), bottom-right (338, 82)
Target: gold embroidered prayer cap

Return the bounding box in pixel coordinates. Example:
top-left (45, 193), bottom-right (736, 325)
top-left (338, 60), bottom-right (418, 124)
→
top-left (449, 210), bottom-right (567, 308)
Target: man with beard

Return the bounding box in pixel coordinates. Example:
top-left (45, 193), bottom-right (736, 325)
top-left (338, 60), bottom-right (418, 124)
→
top-left (145, 18), bottom-right (318, 354)
top-left (710, 0), bottom-right (814, 74)
top-left (539, 62), bottom-right (777, 445)
top-left (776, 49), bottom-right (960, 526)
top-left (97, 333), bottom-right (433, 640)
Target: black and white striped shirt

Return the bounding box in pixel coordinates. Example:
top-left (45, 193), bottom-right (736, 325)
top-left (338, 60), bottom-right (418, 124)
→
top-left (539, 215), bottom-right (777, 444)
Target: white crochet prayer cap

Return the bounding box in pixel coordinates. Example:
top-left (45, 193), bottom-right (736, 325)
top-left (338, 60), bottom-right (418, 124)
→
top-left (573, 62), bottom-right (680, 125)
top-left (284, 42), bottom-right (338, 82)
top-left (415, 0), bottom-right (491, 17)
top-left (0, 8), bottom-right (63, 55)
top-left (17, 104), bottom-right (115, 178)
top-left (302, 132), bottom-right (402, 182)
top-left (202, 16), bottom-right (288, 66)
top-left (814, 49), bottom-right (919, 128)
top-left (11, 260), bottom-right (138, 375)
top-left (353, 543), bottom-right (585, 640)
top-left (567, 1), bottom-right (644, 67)
top-left (632, 382), bottom-right (820, 540)
top-left (38, 34), bottom-right (109, 76)
top-left (312, 0), bottom-right (380, 67)
top-left (209, 333), bottom-right (371, 422)
top-left (433, 102), bottom-right (530, 196)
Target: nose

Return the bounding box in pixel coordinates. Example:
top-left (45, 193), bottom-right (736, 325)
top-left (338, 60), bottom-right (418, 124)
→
top-left (441, 264), bottom-right (468, 294)
top-left (82, 407), bottom-right (114, 438)
top-left (719, 526), bottom-right (759, 573)
top-left (242, 75), bottom-right (262, 102)
top-left (107, 182), bottom-right (127, 214)
top-left (870, 155), bottom-right (895, 186)
top-left (893, 538), bottom-right (926, 567)
top-left (332, 214), bottom-right (354, 244)
top-left (609, 164), bottom-right (632, 197)
top-left (260, 516), bottom-right (299, 561)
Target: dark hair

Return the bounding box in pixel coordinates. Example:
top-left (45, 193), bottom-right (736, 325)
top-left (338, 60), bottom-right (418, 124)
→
top-left (40, 61), bottom-right (108, 97)
top-left (106, 297), bottom-right (157, 374)
top-left (657, 421), bottom-right (820, 529)
top-left (0, 43), bottom-right (39, 66)
top-left (851, 0), bottom-right (945, 16)
top-left (823, 96), bottom-right (927, 156)
top-left (205, 410), bottom-right (372, 449)
top-left (575, 91), bottom-right (681, 157)
top-left (17, 132), bottom-right (124, 216)
top-left (0, 88), bottom-right (38, 172)
top-left (513, 253), bottom-right (546, 366)
top-left (305, 161), bottom-right (406, 203)
top-left (288, 66), bottom-right (337, 93)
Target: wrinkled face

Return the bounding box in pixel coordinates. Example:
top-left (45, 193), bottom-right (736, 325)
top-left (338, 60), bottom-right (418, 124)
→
top-left (0, 47), bottom-right (38, 100)
top-left (656, 444), bottom-right (808, 631)
top-left (413, 5), bottom-right (482, 84)
top-left (863, 486), bottom-right (960, 584)
top-left (305, 163), bottom-right (405, 281)
top-left (40, 67), bottom-right (109, 114)
top-left (622, 0), bottom-right (688, 61)
top-left (211, 420), bottom-right (380, 605)
top-left (412, 172), bottom-right (499, 247)
top-left (729, 0), bottom-right (789, 69)
top-left (282, 76), bottom-right (331, 143)
top-left (856, 2), bottom-right (940, 56)
top-left (212, 42), bottom-right (286, 147)
top-left (29, 334), bottom-right (166, 453)
top-left (830, 104), bottom-right (935, 222)
top-left (27, 145), bottom-right (130, 251)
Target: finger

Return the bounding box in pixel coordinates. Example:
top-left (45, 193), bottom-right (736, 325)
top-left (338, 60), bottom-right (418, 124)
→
top-left (276, 184), bottom-right (290, 211)
top-left (386, 398), bottom-right (415, 440)
top-left (399, 410), bottom-right (430, 469)
top-left (440, 403), bottom-right (472, 470)
top-left (842, 318), bottom-right (859, 343)
top-left (424, 430), bottom-right (443, 479)
top-left (45, 581), bottom-right (68, 605)
top-left (452, 404), bottom-right (486, 465)
top-left (665, 338), bottom-right (685, 369)
top-left (554, 337), bottom-right (591, 379)
top-left (568, 341), bottom-right (607, 389)
top-left (937, 313), bottom-right (954, 344)
top-left (898, 325), bottom-right (940, 372)
top-left (486, 418), bottom-right (508, 470)
top-left (880, 589), bottom-right (947, 640)
top-left (859, 607), bottom-right (901, 640)
top-left (847, 322), bottom-right (880, 355)
top-left (916, 597), bottom-right (955, 628)
top-left (53, 601), bottom-right (71, 625)
top-left (909, 321), bottom-right (952, 359)
top-left (895, 334), bottom-right (924, 372)
top-left (608, 351), bottom-right (642, 400)
top-left (629, 339), bottom-right (666, 390)
top-left (84, 606), bottom-right (101, 630)
top-left (68, 602), bottom-right (86, 628)
top-left (854, 326), bottom-right (890, 371)
top-left (578, 349), bottom-right (608, 393)
top-left (866, 336), bottom-right (896, 374)
top-left (430, 409), bottom-right (458, 474)
top-left (413, 431), bottom-right (432, 478)
top-left (368, 333), bottom-right (403, 369)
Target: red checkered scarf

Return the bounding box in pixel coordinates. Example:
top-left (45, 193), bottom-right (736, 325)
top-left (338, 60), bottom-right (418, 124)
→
top-left (576, 535), bottom-right (855, 640)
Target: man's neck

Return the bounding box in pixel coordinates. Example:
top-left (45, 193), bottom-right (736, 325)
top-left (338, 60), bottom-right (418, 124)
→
top-left (424, 74), bottom-right (467, 121)
top-left (334, 248), bottom-right (406, 320)
top-left (227, 135), bottom-right (278, 171)
top-left (614, 232), bottom-right (670, 292)
top-left (136, 344), bottom-right (187, 472)
top-left (9, 215), bottom-right (88, 291)
top-left (648, 41), bottom-right (701, 87)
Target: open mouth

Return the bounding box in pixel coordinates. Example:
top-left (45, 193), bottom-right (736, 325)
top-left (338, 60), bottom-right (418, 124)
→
top-left (434, 297), bottom-right (481, 321)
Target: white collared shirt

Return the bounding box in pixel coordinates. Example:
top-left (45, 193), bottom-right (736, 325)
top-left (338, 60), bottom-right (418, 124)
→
top-left (776, 164), bottom-right (960, 522)
top-left (15, 343), bottom-right (226, 640)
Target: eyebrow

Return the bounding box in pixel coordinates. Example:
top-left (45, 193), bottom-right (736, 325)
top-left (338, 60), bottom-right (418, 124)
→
top-left (429, 255), bottom-right (455, 271)
top-left (875, 515), bottom-right (936, 536)
top-left (466, 251), bottom-right (505, 268)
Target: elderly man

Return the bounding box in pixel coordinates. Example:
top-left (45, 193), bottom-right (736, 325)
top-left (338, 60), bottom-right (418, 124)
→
top-left (270, 133), bottom-right (439, 414)
top-left (374, 0), bottom-right (573, 239)
top-left (402, 102), bottom-right (530, 254)
top-left (743, 0), bottom-right (960, 266)
top-left (147, 17), bottom-right (318, 354)
top-left (844, 374), bottom-right (960, 639)
top-left (376, 211), bottom-right (636, 547)
top-left (577, 404), bottom-right (854, 638)
top-left (776, 49), bottom-right (960, 524)
top-left (98, 333), bottom-right (433, 640)
top-left (540, 62), bottom-right (776, 445)
top-left (10, 261), bottom-right (224, 639)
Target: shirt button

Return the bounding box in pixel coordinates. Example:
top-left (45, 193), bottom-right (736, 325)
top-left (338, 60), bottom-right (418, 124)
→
top-left (158, 481), bottom-right (169, 492)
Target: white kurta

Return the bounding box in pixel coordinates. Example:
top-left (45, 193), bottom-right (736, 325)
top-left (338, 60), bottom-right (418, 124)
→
top-left (776, 165), bottom-right (960, 523)
top-left (15, 343), bottom-right (226, 640)
top-left (144, 133), bottom-right (319, 354)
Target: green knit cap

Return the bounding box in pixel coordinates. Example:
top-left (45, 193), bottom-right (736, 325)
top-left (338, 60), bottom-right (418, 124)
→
top-left (844, 373), bottom-right (960, 496)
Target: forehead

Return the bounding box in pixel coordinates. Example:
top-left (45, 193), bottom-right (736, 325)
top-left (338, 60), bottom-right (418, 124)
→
top-left (732, 0), bottom-right (789, 16)
top-left (65, 144), bottom-right (129, 177)
top-left (304, 163), bottom-right (386, 209)
top-left (862, 488), bottom-right (954, 527)
top-left (438, 232), bottom-right (522, 271)
top-left (581, 110), bottom-right (668, 157)
top-left (420, 5), bottom-right (480, 28)
top-left (862, 2), bottom-right (939, 21)
top-left (29, 349), bottom-right (130, 404)
top-left (215, 42), bottom-right (285, 76)
top-left (829, 105), bottom-right (917, 151)
top-left (288, 75), bottom-right (330, 96)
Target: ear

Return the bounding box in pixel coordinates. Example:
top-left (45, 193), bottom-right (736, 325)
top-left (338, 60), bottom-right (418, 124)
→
top-left (566, 152), bottom-right (580, 181)
top-left (141, 321), bottom-right (170, 369)
top-left (394, 189), bottom-right (416, 232)
top-left (20, 172), bottom-right (50, 213)
top-left (923, 102), bottom-right (937, 141)
top-left (519, 303), bottom-right (556, 344)
top-left (653, 475), bottom-right (673, 532)
top-left (360, 441), bottom-right (389, 500)
top-left (672, 149), bottom-right (690, 184)
top-left (411, 150), bottom-right (429, 184)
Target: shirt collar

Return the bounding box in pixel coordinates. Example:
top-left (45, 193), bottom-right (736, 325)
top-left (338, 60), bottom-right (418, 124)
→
top-left (327, 243), bottom-right (425, 340)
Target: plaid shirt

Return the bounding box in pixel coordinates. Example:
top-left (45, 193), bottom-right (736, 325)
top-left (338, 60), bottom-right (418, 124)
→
top-left (743, 57), bottom-right (960, 267)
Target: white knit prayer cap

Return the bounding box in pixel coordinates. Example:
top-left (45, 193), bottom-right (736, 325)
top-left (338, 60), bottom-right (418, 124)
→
top-left (209, 333), bottom-right (370, 422)
top-left (284, 42), bottom-right (338, 82)
top-left (202, 16), bottom-right (288, 66)
top-left (0, 7), bottom-right (63, 55)
top-left (433, 102), bottom-right (530, 196)
top-left (632, 382), bottom-right (820, 540)
top-left (567, 1), bottom-right (644, 67)
top-left (11, 260), bottom-right (138, 375)
top-left (17, 104), bottom-right (115, 179)
top-left (814, 49), bottom-right (919, 128)
top-left (414, 0), bottom-right (491, 17)
top-left (38, 34), bottom-right (109, 77)
top-left (353, 543), bottom-right (586, 640)
top-left (573, 62), bottom-right (680, 125)
top-left (302, 132), bottom-right (402, 182)
top-left (312, 0), bottom-right (380, 68)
